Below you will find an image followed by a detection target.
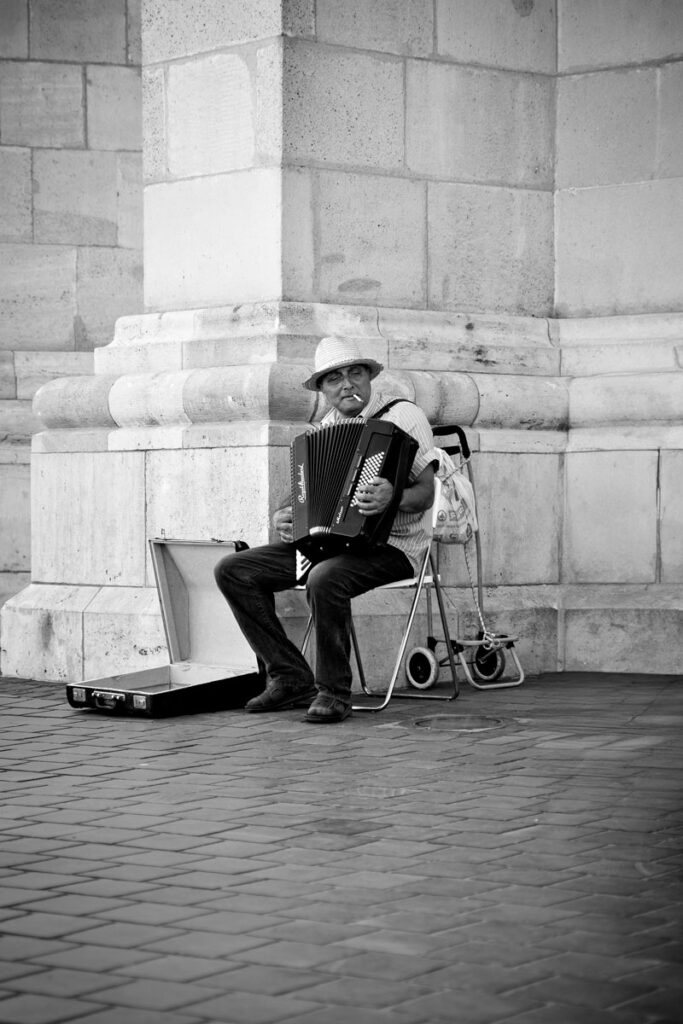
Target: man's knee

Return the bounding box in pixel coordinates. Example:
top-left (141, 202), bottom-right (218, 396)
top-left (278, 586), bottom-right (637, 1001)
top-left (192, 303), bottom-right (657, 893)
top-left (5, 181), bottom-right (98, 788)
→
top-left (306, 559), bottom-right (350, 601)
top-left (214, 551), bottom-right (246, 592)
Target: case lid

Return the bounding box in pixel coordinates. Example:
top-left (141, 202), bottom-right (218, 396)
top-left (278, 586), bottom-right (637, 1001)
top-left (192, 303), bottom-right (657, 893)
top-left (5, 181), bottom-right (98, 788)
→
top-left (149, 539), bottom-right (258, 673)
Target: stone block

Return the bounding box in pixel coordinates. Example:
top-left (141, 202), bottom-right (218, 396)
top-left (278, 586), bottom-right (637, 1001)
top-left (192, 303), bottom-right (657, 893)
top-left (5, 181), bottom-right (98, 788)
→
top-left (145, 448), bottom-right (275, 579)
top-left (0, 62), bottom-right (84, 148)
top-left (30, 0), bottom-right (126, 63)
top-left (117, 153), bottom-right (143, 250)
top-left (659, 61), bottom-right (683, 177)
top-left (14, 351), bottom-right (93, 400)
top-left (475, 374), bottom-right (568, 430)
top-left (0, 399), bottom-right (39, 441)
top-left (0, 583), bottom-right (98, 681)
top-left (76, 247), bottom-right (143, 349)
top-left (468, 451), bottom-right (561, 586)
top-left (558, 0), bottom-right (683, 72)
top-left (0, 147), bottom-right (31, 242)
top-left (142, 66), bottom-right (166, 183)
top-left (570, 372), bottom-right (683, 427)
top-left (555, 179), bottom-right (683, 316)
top-left (144, 170), bottom-right (282, 310)
top-left (316, 0), bottom-right (434, 57)
top-left (0, 0), bottom-right (28, 57)
top-left (33, 150), bottom-right (118, 246)
top-left (557, 68), bottom-right (657, 188)
top-left (282, 40), bottom-right (404, 171)
top-left (564, 608), bottom-right (683, 674)
top-left (407, 60), bottom-right (553, 188)
top-left (315, 171), bottom-right (426, 308)
top-left (660, 450), bottom-right (683, 583)
top-left (428, 182), bottom-right (554, 315)
top-left (436, 0), bottom-right (556, 73)
top-left (87, 66), bottom-right (142, 152)
top-left (0, 244), bottom-right (76, 350)
top-left (167, 52), bottom-right (255, 177)
top-left (564, 451), bottom-right (657, 583)
top-left (31, 451), bottom-right (146, 585)
top-left (83, 587), bottom-right (167, 680)
top-left (142, 0), bottom-right (283, 64)
top-left (0, 463), bottom-right (30, 571)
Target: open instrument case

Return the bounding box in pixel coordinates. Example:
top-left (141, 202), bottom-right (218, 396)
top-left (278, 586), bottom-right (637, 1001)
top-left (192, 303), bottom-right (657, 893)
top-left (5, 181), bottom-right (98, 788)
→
top-left (65, 539), bottom-right (263, 717)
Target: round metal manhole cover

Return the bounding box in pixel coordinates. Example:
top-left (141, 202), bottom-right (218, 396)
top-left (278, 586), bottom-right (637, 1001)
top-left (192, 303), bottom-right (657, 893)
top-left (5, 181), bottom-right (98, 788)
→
top-left (414, 714), bottom-right (505, 732)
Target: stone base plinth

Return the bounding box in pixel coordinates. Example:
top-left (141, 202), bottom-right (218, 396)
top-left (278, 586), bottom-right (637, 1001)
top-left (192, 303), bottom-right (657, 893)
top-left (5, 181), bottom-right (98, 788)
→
top-left (1, 303), bottom-right (682, 684)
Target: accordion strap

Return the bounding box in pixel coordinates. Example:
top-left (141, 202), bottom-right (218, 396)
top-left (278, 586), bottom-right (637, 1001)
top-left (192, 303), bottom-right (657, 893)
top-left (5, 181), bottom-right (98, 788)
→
top-left (373, 398), bottom-right (414, 419)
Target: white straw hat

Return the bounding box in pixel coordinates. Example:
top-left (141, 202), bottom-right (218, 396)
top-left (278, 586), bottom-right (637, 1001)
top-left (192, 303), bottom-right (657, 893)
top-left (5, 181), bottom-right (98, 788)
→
top-left (302, 336), bottom-right (384, 391)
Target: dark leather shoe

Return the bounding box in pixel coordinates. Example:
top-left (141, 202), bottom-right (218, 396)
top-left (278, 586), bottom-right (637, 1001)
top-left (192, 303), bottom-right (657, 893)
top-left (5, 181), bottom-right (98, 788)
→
top-left (246, 682), bottom-right (317, 713)
top-left (304, 693), bottom-right (351, 724)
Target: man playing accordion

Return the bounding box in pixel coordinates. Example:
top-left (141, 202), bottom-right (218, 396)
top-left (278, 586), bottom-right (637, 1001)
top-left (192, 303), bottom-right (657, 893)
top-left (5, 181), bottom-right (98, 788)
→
top-left (214, 337), bottom-right (439, 723)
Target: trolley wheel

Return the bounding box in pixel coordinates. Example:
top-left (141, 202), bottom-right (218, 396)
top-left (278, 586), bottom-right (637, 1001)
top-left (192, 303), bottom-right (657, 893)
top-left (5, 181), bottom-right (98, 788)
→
top-left (472, 644), bottom-right (506, 683)
top-left (405, 647), bottom-right (440, 690)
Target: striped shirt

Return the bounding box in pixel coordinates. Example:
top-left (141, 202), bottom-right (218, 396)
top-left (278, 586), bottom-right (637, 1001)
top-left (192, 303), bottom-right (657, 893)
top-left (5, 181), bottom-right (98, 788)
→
top-left (320, 389), bottom-right (439, 573)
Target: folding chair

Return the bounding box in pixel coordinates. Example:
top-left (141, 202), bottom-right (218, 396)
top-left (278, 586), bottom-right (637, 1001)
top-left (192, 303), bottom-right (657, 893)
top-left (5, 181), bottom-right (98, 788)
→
top-left (300, 473), bottom-right (460, 713)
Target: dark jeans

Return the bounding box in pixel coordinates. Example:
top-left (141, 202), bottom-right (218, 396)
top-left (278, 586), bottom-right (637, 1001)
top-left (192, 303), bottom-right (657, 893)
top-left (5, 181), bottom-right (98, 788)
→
top-left (214, 542), bottom-right (413, 700)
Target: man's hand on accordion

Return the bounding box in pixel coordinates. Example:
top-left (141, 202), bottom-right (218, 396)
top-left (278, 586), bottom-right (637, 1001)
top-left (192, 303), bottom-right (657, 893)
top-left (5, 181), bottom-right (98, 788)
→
top-left (356, 476), bottom-right (394, 516)
top-left (273, 505), bottom-right (294, 543)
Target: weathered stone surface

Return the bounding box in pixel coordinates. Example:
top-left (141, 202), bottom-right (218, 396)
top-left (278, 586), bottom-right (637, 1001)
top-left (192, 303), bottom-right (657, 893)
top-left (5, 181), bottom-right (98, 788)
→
top-left (33, 375), bottom-right (117, 431)
top-left (144, 170), bottom-right (282, 310)
top-left (83, 587), bottom-right (167, 680)
top-left (0, 62), bottom-right (84, 148)
top-left (15, 351), bottom-right (93, 400)
top-left (660, 450), bottom-right (683, 583)
top-left (142, 66), bottom-right (167, 183)
top-left (0, 583), bottom-right (98, 681)
top-left (0, 400), bottom-right (39, 441)
top-left (555, 179), bottom-right (683, 316)
top-left (564, 451), bottom-right (658, 583)
top-left (316, 0), bottom-right (434, 57)
top-left (33, 150), bottom-right (118, 246)
top-left (282, 41), bottom-right (404, 170)
top-left (407, 60), bottom-right (554, 188)
top-left (127, 0), bottom-right (142, 64)
top-left (31, 0), bottom-right (126, 63)
top-left (436, 0), bottom-right (556, 73)
top-left (659, 60), bottom-right (683, 177)
top-left (31, 452), bottom-right (146, 585)
top-left (475, 374), bottom-right (567, 430)
top-left (428, 182), bottom-right (554, 315)
top-left (281, 167), bottom-right (315, 300)
top-left (557, 68), bottom-right (657, 188)
top-left (256, 41), bottom-right (284, 165)
top-left (117, 153), bottom-right (143, 250)
top-left (0, 147), bottom-right (31, 242)
top-left (0, 245), bottom-right (76, 350)
top-left (558, 0), bottom-right (683, 72)
top-left (142, 0), bottom-right (283, 64)
top-left (0, 0), bottom-right (28, 58)
top-left (76, 247), bottom-right (143, 349)
top-left (86, 65), bottom-right (142, 152)
top-left (167, 53), bottom-right (255, 177)
top-left (145, 448), bottom-right (275, 567)
top-left (570, 372), bottom-right (683, 426)
top-left (315, 171), bottom-right (426, 308)
top-left (0, 463), bottom-right (30, 572)
top-left (470, 451), bottom-right (562, 586)
top-left (565, 608), bottom-right (683, 673)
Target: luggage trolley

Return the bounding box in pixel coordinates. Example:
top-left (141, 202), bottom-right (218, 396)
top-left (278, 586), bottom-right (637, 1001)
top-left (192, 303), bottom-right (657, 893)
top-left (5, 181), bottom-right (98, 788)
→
top-left (404, 425), bottom-right (525, 693)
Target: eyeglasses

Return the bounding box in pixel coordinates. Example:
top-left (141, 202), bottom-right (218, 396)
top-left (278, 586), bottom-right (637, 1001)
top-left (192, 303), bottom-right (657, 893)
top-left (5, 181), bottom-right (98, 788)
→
top-left (322, 365), bottom-right (369, 387)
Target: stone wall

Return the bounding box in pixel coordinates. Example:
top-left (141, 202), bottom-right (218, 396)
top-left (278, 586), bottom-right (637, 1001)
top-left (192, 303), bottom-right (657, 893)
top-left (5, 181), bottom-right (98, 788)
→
top-left (143, 0), bottom-right (555, 316)
top-left (556, 0), bottom-right (683, 314)
top-left (0, 0), bottom-right (143, 617)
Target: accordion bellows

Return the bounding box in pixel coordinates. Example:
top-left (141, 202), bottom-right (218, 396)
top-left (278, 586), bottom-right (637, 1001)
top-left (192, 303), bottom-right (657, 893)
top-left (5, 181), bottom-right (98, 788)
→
top-left (290, 418), bottom-right (418, 569)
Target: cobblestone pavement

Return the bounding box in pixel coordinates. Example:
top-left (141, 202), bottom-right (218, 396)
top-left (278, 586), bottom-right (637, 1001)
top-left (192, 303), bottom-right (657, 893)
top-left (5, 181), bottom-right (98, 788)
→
top-left (0, 672), bottom-right (681, 1024)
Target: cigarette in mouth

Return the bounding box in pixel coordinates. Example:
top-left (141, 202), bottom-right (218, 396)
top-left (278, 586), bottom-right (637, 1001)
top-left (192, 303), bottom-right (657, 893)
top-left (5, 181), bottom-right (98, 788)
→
top-left (352, 393), bottom-right (361, 402)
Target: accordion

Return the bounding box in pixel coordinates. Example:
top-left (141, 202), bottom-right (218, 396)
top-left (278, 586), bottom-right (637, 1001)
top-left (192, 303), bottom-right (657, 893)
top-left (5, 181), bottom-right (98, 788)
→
top-left (290, 418), bottom-right (418, 575)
